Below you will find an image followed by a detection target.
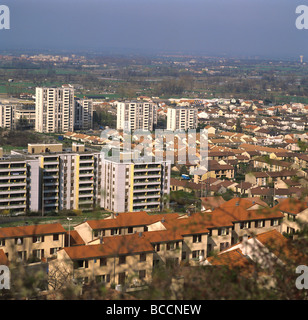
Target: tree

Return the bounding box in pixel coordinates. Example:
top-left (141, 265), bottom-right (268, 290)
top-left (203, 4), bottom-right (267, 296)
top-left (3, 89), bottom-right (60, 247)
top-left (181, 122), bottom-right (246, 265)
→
top-left (235, 117), bottom-right (243, 133)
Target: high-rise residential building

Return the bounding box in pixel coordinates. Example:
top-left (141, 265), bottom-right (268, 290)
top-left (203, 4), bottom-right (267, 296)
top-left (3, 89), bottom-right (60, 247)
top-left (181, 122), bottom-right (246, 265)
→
top-left (35, 86), bottom-right (75, 133)
top-left (0, 104), bottom-right (16, 129)
top-left (0, 98), bottom-right (35, 130)
top-left (116, 101), bottom-right (157, 131)
top-left (100, 154), bottom-right (170, 213)
top-left (7, 143), bottom-right (170, 215)
top-left (74, 99), bottom-right (93, 130)
top-left (167, 106), bottom-right (198, 131)
top-left (0, 156), bottom-right (28, 215)
top-left (14, 143), bottom-right (104, 213)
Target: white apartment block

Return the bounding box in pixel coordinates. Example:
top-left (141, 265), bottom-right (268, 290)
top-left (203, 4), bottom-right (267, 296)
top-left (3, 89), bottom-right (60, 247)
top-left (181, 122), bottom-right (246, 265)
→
top-left (101, 155), bottom-right (170, 213)
top-left (0, 104), bottom-right (15, 129)
top-left (74, 99), bottom-right (93, 130)
top-left (167, 106), bottom-right (198, 131)
top-left (0, 156), bottom-right (28, 215)
top-left (6, 143), bottom-right (171, 215)
top-left (0, 101), bottom-right (35, 130)
top-left (12, 143), bottom-right (104, 213)
top-left (117, 101), bottom-right (157, 131)
top-left (35, 86), bottom-right (75, 133)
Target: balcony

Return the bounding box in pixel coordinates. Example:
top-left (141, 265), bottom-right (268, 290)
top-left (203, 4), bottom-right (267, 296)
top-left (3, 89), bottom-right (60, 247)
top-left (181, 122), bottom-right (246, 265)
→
top-left (134, 173), bottom-right (161, 179)
top-left (134, 179), bottom-right (161, 186)
top-left (133, 186), bottom-right (161, 193)
top-left (133, 193), bottom-right (160, 200)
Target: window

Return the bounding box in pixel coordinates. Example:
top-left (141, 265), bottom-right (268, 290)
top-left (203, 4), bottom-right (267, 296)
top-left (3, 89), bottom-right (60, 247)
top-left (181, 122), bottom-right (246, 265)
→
top-left (139, 270), bottom-right (146, 280)
top-left (118, 272), bottom-right (126, 285)
top-left (271, 219), bottom-right (279, 226)
top-left (17, 251), bottom-right (27, 261)
top-left (0, 239), bottom-right (5, 246)
top-left (15, 237), bottom-right (23, 245)
top-left (192, 250), bottom-right (204, 259)
top-left (256, 220), bottom-right (265, 228)
top-left (111, 228), bottom-right (121, 236)
top-left (50, 248), bottom-right (59, 255)
top-left (240, 222), bottom-right (250, 229)
top-left (167, 242), bottom-right (179, 250)
top-left (96, 274), bottom-right (110, 283)
top-left (128, 227), bottom-right (133, 234)
top-left (119, 255), bottom-right (126, 265)
top-left (32, 249), bottom-right (44, 259)
top-left (33, 236), bottom-right (44, 243)
top-left (193, 235), bottom-right (202, 243)
top-left (218, 228), bottom-right (228, 236)
top-left (140, 253), bottom-right (146, 262)
top-left (154, 244), bottom-right (160, 252)
top-left (53, 234), bottom-right (59, 241)
top-left (100, 257), bottom-right (107, 266)
top-left (74, 259), bottom-right (88, 269)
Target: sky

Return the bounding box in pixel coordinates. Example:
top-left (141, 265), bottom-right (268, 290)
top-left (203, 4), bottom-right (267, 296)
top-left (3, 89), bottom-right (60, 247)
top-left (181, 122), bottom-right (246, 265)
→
top-left (0, 0), bottom-right (308, 59)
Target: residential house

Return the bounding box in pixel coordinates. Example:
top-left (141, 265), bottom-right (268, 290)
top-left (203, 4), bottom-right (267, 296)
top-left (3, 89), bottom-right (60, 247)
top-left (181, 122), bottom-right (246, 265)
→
top-left (0, 223), bottom-right (66, 263)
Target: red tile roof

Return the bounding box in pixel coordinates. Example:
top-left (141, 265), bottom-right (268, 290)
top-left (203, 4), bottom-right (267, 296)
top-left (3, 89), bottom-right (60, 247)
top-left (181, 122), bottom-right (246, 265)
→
top-left (63, 233), bottom-right (154, 260)
top-left (272, 198), bottom-right (308, 215)
top-left (85, 211), bottom-right (179, 230)
top-left (0, 249), bottom-right (9, 266)
top-left (0, 223), bottom-right (66, 239)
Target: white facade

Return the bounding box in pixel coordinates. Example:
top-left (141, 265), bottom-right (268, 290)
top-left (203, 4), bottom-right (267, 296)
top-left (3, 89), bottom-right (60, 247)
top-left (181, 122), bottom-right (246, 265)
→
top-left (101, 155), bottom-right (170, 213)
top-left (167, 106), bottom-right (198, 131)
top-left (74, 99), bottom-right (93, 130)
top-left (35, 86), bottom-right (75, 133)
top-left (0, 104), bottom-right (15, 129)
top-left (117, 101), bottom-right (157, 131)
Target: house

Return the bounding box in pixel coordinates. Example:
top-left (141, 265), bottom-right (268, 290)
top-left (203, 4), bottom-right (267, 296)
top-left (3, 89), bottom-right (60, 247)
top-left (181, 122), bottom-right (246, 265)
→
top-left (272, 198), bottom-right (308, 236)
top-left (0, 223), bottom-right (66, 263)
top-left (74, 211), bottom-right (179, 245)
top-left (245, 170), bottom-right (303, 187)
top-left (205, 125), bottom-right (216, 135)
top-left (204, 229), bottom-right (306, 271)
top-left (200, 196), bottom-right (226, 212)
top-left (252, 157), bottom-right (293, 172)
top-left (49, 233), bottom-right (155, 288)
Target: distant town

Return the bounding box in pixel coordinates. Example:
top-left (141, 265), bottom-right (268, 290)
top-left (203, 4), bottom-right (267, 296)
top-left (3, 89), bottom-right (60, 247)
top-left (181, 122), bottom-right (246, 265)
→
top-left (0, 52), bottom-right (307, 300)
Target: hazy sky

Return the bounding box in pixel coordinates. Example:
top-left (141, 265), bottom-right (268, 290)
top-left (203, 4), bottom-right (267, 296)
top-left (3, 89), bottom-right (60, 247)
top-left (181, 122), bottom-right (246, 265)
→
top-left (1, 0), bottom-right (308, 59)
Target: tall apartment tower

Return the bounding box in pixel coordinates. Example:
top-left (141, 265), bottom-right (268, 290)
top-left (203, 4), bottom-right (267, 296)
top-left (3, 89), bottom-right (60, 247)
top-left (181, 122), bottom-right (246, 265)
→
top-left (116, 101), bottom-right (157, 131)
top-left (167, 106), bottom-right (198, 131)
top-left (0, 104), bottom-right (16, 129)
top-left (100, 154), bottom-right (170, 213)
top-left (74, 99), bottom-right (93, 130)
top-left (12, 143), bottom-right (103, 214)
top-left (35, 86), bottom-right (75, 133)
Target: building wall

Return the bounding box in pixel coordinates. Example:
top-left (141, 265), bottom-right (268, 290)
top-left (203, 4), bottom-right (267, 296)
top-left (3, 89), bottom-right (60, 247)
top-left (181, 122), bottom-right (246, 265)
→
top-left (0, 233), bottom-right (65, 262)
top-left (35, 87), bottom-right (75, 133)
top-left (50, 249), bottom-right (154, 288)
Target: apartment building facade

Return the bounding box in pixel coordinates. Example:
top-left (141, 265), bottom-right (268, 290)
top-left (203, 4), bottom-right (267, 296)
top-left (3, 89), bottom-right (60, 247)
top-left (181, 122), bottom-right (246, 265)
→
top-left (10, 143), bottom-right (104, 213)
top-left (0, 102), bottom-right (35, 129)
top-left (116, 101), bottom-right (157, 131)
top-left (74, 99), bottom-right (93, 130)
top-left (0, 157), bottom-right (28, 215)
top-left (167, 106), bottom-right (198, 131)
top-left (0, 104), bottom-right (15, 129)
top-left (100, 156), bottom-right (171, 213)
top-left (35, 86), bottom-right (75, 133)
